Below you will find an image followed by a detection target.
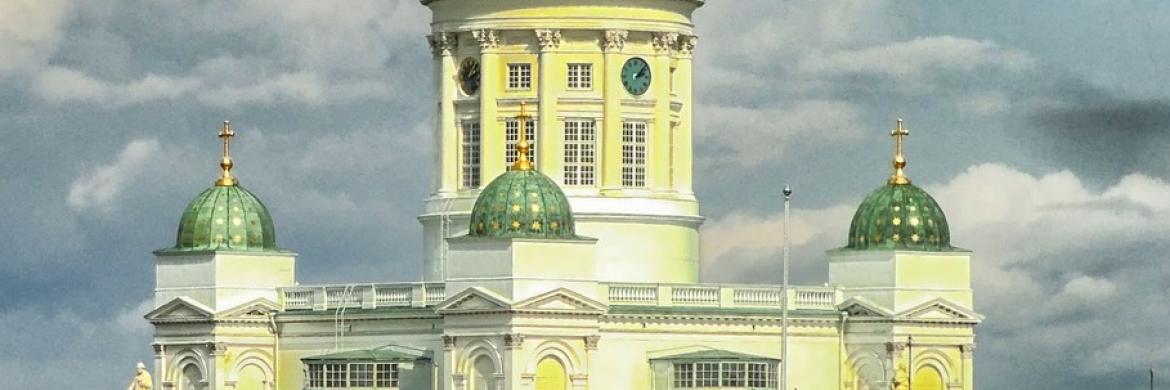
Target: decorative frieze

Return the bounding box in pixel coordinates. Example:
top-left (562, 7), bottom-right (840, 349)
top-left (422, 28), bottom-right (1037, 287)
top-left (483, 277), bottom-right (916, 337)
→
top-left (472, 29), bottom-right (499, 50)
top-left (603, 30), bottom-right (628, 52)
top-left (535, 29), bottom-right (562, 51)
top-left (428, 32), bottom-right (458, 56)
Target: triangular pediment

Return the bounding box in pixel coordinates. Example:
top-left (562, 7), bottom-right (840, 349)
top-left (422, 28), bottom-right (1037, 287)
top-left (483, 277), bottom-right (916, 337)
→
top-left (513, 288), bottom-right (607, 314)
top-left (221, 297), bottom-right (280, 319)
top-left (896, 298), bottom-right (983, 323)
top-left (436, 287), bottom-right (512, 313)
top-left (837, 296), bottom-right (893, 318)
top-left (145, 297), bottom-right (214, 323)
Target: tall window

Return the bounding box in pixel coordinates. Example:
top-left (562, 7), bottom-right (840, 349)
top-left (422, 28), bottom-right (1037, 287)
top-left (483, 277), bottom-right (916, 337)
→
top-left (567, 63), bottom-right (593, 89)
top-left (505, 119), bottom-right (537, 169)
top-left (622, 121), bottom-right (648, 187)
top-left (507, 63), bottom-right (532, 89)
top-left (672, 361), bottom-right (776, 389)
top-left (563, 120), bottom-right (597, 186)
top-left (462, 121), bottom-right (481, 188)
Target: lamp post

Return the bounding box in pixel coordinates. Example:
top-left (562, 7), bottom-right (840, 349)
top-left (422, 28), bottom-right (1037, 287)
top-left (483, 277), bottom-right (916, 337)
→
top-left (907, 335), bottom-right (914, 390)
top-left (781, 185), bottom-right (792, 390)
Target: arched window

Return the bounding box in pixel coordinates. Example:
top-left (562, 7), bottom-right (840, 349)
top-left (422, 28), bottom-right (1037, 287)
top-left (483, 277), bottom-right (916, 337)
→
top-left (535, 357), bottom-right (567, 390)
top-left (181, 364), bottom-right (202, 390)
top-left (473, 355), bottom-right (496, 390)
top-left (912, 366), bottom-right (944, 390)
top-left (236, 364), bottom-right (267, 390)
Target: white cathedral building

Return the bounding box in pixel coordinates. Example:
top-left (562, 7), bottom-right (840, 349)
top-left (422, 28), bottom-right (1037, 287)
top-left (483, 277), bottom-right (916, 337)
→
top-left (143, 1), bottom-right (980, 389)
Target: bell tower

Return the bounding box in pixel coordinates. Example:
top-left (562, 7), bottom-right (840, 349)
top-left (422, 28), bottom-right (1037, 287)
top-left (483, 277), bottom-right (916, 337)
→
top-left (419, 0), bottom-right (705, 283)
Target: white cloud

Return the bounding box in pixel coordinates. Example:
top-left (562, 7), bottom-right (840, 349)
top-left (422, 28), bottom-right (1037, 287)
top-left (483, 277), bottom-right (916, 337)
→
top-left (696, 100), bottom-right (864, 166)
top-left (36, 66), bottom-right (200, 106)
top-left (798, 36), bottom-right (1036, 87)
top-left (67, 138), bottom-right (161, 212)
top-left (0, 0), bottom-right (72, 77)
top-left (197, 71), bottom-right (325, 107)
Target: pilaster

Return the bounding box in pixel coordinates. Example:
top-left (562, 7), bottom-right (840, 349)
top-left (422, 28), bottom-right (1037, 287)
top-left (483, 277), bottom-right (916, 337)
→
top-left (430, 32), bottom-right (459, 194)
top-left (600, 29), bottom-right (628, 192)
top-left (672, 35), bottom-right (696, 195)
top-left (535, 29), bottom-right (562, 179)
top-left (474, 29), bottom-right (504, 183)
top-left (651, 32), bottom-right (677, 191)
top-left (961, 344), bottom-right (975, 389)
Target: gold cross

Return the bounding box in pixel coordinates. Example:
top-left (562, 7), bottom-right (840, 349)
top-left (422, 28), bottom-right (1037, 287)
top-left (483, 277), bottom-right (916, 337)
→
top-left (889, 118), bottom-right (911, 185)
top-left (216, 120), bottom-right (237, 186)
top-left (512, 102), bottom-right (533, 171)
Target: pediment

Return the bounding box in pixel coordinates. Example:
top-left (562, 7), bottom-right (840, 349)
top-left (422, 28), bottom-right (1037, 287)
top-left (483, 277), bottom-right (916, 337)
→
top-left (220, 298), bottom-right (280, 319)
top-left (513, 288), bottom-right (607, 314)
top-left (145, 297), bottom-right (214, 323)
top-left (837, 296), bottom-right (893, 318)
top-left (896, 298), bottom-right (983, 323)
top-left (436, 287), bottom-right (512, 313)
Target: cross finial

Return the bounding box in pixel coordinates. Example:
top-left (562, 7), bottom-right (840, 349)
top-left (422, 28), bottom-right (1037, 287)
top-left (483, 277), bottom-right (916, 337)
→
top-left (215, 120), bottom-right (237, 186)
top-left (889, 118), bottom-right (911, 185)
top-left (512, 102), bottom-right (533, 171)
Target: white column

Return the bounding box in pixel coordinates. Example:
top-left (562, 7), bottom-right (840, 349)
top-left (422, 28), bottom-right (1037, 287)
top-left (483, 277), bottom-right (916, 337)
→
top-left (535, 29), bottom-right (561, 178)
top-left (651, 32), bottom-right (677, 191)
top-left (673, 35), bottom-right (697, 195)
top-left (474, 29), bottom-right (503, 182)
top-left (600, 30), bottom-right (627, 192)
top-left (429, 32), bottom-right (459, 194)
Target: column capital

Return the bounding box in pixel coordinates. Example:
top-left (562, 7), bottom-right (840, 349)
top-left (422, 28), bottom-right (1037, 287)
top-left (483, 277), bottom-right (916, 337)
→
top-left (152, 343), bottom-right (165, 355)
top-left (504, 333), bottom-right (526, 349)
top-left (886, 342), bottom-right (907, 358)
top-left (676, 34), bottom-right (698, 56)
top-left (652, 32), bottom-right (679, 53)
top-left (960, 343), bottom-right (976, 358)
top-left (535, 29), bottom-right (562, 51)
top-left (584, 335), bottom-right (601, 350)
top-left (428, 32), bottom-right (458, 56)
top-left (443, 335), bottom-right (457, 350)
top-left (207, 342), bottom-right (228, 356)
top-left (472, 29), bottom-right (499, 50)
top-left (603, 29), bottom-right (628, 52)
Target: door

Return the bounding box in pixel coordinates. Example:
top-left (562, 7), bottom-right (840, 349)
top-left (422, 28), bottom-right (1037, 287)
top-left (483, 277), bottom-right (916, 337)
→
top-left (535, 357), bottom-right (567, 390)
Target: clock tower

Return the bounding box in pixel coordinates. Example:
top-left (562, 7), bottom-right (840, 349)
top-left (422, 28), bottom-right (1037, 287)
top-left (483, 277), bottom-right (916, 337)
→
top-left (419, 0), bottom-right (704, 283)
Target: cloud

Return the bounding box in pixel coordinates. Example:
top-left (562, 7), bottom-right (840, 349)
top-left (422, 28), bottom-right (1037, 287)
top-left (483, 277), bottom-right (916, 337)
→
top-left (0, 0), bottom-right (73, 77)
top-left (197, 71), bottom-right (325, 107)
top-left (696, 100), bottom-right (864, 166)
top-left (35, 67), bottom-right (200, 106)
top-left (702, 163), bottom-right (1170, 388)
top-left (67, 138), bottom-right (160, 212)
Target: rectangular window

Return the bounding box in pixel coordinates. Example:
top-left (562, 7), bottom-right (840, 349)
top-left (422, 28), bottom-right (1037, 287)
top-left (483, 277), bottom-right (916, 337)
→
top-left (461, 121), bottom-right (481, 188)
top-left (673, 363), bottom-right (694, 388)
top-left (375, 363), bottom-right (399, 388)
top-left (621, 121), bottom-right (648, 187)
top-left (567, 63), bottom-right (593, 89)
top-left (508, 63), bottom-right (532, 89)
top-left (695, 362), bottom-right (720, 387)
top-left (747, 362), bottom-right (773, 388)
top-left (563, 120), bottom-right (597, 186)
top-left (349, 363), bottom-right (374, 387)
top-left (721, 362), bottom-right (746, 387)
top-left (506, 119), bottom-right (538, 169)
top-left (324, 363), bottom-right (347, 388)
top-left (306, 363), bottom-right (325, 388)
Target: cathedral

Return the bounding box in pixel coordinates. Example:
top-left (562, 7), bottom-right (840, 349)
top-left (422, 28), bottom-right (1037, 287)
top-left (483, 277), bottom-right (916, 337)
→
top-left (143, 0), bottom-right (980, 389)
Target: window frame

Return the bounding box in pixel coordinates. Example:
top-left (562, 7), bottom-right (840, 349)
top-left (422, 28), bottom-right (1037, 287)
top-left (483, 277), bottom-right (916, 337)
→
top-left (621, 120), bottom-right (649, 188)
top-left (305, 362), bottom-right (400, 389)
top-left (670, 361), bottom-right (777, 389)
top-left (567, 63), bottom-right (593, 90)
top-left (461, 120), bottom-right (482, 189)
top-left (563, 119), bottom-right (597, 186)
top-left (507, 63), bottom-right (533, 90)
top-left (505, 118), bottom-right (538, 170)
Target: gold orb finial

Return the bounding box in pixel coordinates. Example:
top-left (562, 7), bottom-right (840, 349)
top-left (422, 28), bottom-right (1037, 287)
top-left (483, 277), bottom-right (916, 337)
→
top-left (512, 102), bottom-right (534, 171)
top-left (215, 120), bottom-right (237, 186)
top-left (888, 118), bottom-right (911, 185)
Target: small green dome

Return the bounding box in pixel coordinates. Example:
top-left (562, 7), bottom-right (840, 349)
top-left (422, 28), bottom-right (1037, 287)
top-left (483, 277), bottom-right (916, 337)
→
top-left (171, 184), bottom-right (279, 252)
top-left (846, 183), bottom-right (954, 251)
top-left (469, 170), bottom-right (577, 239)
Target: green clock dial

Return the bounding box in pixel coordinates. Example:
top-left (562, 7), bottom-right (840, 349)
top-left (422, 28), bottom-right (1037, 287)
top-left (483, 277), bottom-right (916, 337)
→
top-left (458, 57), bottom-right (481, 95)
top-left (621, 57), bottom-right (652, 95)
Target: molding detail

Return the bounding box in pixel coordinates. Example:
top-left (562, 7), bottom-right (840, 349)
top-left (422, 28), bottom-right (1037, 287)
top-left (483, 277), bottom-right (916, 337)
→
top-left (153, 343), bottom-right (164, 355)
top-left (961, 344), bottom-right (976, 359)
top-left (676, 35), bottom-right (698, 56)
top-left (886, 342), bottom-right (906, 358)
top-left (472, 29), bottom-right (499, 50)
top-left (443, 335), bottom-right (456, 350)
top-left (584, 335), bottom-right (601, 350)
top-left (603, 30), bottom-right (628, 52)
top-left (427, 32), bottom-right (458, 56)
top-left (208, 342), bottom-right (228, 356)
top-left (535, 29), bottom-right (562, 51)
top-left (652, 32), bottom-right (679, 53)
top-left (504, 334), bottom-right (526, 349)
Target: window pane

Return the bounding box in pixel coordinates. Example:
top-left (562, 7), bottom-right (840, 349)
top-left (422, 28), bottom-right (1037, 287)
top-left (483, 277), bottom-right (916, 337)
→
top-left (563, 120), bottom-right (596, 186)
top-left (567, 63), bottom-right (592, 89)
top-left (696, 362), bottom-right (720, 387)
top-left (622, 121), bottom-right (647, 187)
top-left (324, 363), bottom-right (347, 388)
top-left (673, 363), bottom-right (694, 388)
top-left (508, 64), bottom-right (532, 89)
top-left (350, 363), bottom-right (374, 387)
top-left (462, 121), bottom-right (481, 188)
top-left (376, 363), bottom-right (399, 388)
top-left (306, 363), bottom-right (324, 388)
top-left (721, 362), bottom-right (745, 387)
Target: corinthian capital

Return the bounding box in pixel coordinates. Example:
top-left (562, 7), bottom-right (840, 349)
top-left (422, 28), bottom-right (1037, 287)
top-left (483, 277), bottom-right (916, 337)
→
top-left (535, 29), bottom-right (562, 51)
top-left (427, 32), bottom-right (458, 56)
top-left (676, 34), bottom-right (698, 56)
top-left (652, 32), bottom-right (679, 53)
top-left (603, 30), bottom-right (628, 52)
top-left (472, 29), bottom-right (499, 50)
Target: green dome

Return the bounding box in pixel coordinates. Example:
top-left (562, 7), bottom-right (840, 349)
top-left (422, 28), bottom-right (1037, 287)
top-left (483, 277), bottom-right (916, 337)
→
top-left (846, 183), bottom-right (954, 251)
top-left (171, 184), bottom-right (279, 252)
top-left (469, 170), bottom-right (577, 239)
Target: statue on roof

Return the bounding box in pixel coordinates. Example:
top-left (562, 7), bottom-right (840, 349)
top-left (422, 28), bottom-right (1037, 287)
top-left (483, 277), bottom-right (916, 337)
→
top-left (126, 362), bottom-right (153, 390)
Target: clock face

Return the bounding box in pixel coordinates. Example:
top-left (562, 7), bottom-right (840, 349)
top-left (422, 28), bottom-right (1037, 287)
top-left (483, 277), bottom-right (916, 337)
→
top-left (458, 57), bottom-right (481, 95)
top-left (621, 57), bottom-right (652, 96)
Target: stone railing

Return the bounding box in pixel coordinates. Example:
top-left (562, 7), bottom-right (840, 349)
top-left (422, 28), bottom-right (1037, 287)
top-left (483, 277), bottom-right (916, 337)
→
top-left (280, 283), bottom-right (446, 311)
top-left (604, 283), bottom-right (841, 311)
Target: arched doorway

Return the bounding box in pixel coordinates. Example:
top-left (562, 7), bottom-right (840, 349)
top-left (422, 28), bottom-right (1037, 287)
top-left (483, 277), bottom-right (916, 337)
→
top-left (235, 364), bottom-right (267, 390)
top-left (180, 364), bottom-right (203, 390)
top-left (473, 356), bottom-right (496, 390)
top-left (911, 366), bottom-right (944, 390)
top-left (535, 357), bottom-right (567, 390)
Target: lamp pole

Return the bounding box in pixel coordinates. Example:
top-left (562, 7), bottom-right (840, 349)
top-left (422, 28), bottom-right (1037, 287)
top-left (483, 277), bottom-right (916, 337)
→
top-left (908, 335), bottom-right (914, 390)
top-left (781, 185), bottom-right (792, 390)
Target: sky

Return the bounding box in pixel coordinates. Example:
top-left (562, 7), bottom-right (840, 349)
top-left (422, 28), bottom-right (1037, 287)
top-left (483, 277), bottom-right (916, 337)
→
top-left (1, 0), bottom-right (1169, 388)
